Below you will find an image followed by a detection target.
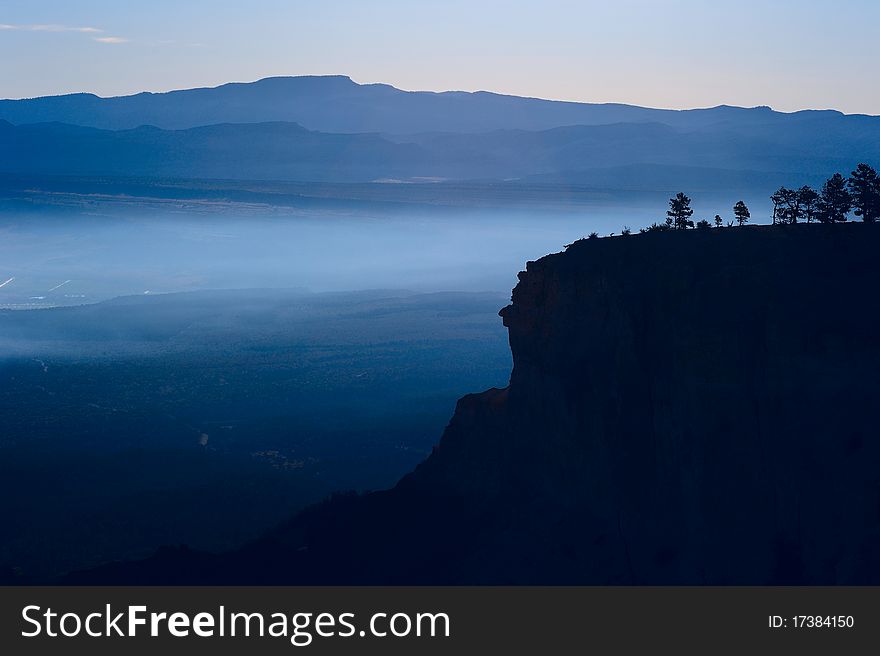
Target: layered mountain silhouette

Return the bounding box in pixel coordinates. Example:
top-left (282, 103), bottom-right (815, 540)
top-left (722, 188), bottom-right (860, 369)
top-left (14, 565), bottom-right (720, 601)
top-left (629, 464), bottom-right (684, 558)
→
top-left (0, 76), bottom-right (878, 187)
top-left (66, 223), bottom-right (880, 585)
top-left (0, 118), bottom-right (877, 186)
top-left (0, 75), bottom-right (854, 133)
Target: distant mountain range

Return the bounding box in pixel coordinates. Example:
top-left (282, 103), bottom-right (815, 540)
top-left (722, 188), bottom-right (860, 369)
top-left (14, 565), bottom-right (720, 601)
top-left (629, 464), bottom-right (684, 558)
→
top-left (1, 75), bottom-right (875, 134)
top-left (0, 75), bottom-right (878, 188)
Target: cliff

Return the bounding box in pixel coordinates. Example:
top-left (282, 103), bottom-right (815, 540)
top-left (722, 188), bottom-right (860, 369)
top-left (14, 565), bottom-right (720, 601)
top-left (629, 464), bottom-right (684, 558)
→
top-left (70, 223), bottom-right (880, 584)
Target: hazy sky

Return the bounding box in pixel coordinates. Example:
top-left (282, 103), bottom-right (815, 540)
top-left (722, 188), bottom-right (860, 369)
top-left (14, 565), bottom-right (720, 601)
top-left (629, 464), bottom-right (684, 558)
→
top-left (2, 0), bottom-right (878, 114)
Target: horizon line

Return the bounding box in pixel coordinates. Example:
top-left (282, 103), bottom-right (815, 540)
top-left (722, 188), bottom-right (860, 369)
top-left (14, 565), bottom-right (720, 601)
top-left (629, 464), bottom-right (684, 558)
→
top-left (2, 74), bottom-right (875, 118)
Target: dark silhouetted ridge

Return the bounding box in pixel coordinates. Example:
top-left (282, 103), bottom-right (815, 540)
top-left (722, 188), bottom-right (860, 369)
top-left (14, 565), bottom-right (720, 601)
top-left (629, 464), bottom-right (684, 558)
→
top-left (0, 74), bottom-right (874, 134)
top-left (64, 223), bottom-right (880, 585)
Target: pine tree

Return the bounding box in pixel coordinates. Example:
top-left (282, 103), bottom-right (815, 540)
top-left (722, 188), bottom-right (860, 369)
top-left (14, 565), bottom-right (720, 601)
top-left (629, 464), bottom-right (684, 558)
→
top-left (667, 192), bottom-right (694, 230)
top-left (798, 186), bottom-right (819, 223)
top-left (714, 214), bottom-right (723, 227)
top-left (816, 173), bottom-right (852, 223)
top-left (770, 188), bottom-right (785, 225)
top-left (733, 200), bottom-right (750, 226)
top-left (848, 163), bottom-right (880, 223)
top-left (778, 187), bottom-right (802, 224)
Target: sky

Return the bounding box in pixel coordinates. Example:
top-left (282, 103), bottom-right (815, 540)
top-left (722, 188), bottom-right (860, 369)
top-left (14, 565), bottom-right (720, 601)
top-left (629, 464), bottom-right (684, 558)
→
top-left (2, 0), bottom-right (878, 114)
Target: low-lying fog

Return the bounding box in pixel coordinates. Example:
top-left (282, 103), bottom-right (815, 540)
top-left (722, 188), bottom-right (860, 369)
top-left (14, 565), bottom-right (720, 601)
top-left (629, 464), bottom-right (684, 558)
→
top-left (0, 199), bottom-right (736, 308)
top-left (0, 195), bottom-right (766, 579)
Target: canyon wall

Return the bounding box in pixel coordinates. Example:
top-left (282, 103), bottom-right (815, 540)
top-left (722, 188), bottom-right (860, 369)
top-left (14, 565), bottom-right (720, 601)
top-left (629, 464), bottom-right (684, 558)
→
top-left (72, 224), bottom-right (880, 584)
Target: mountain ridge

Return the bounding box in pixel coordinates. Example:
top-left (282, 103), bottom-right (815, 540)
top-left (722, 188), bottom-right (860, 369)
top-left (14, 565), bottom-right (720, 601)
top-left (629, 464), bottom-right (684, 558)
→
top-left (0, 75), bottom-right (868, 134)
top-left (1, 116), bottom-right (876, 186)
top-left (1, 76), bottom-right (877, 188)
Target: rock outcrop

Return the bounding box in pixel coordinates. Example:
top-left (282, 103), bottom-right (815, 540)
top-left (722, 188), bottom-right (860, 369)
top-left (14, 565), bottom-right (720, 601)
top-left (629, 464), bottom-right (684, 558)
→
top-left (71, 223), bottom-right (880, 584)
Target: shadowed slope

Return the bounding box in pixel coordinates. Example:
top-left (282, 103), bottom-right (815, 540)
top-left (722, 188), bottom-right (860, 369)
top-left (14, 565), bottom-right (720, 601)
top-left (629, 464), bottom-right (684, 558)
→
top-left (65, 223), bottom-right (880, 585)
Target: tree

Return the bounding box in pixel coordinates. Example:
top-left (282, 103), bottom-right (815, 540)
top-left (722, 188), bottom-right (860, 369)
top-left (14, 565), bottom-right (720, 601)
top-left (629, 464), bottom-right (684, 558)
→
top-left (816, 173), bottom-right (852, 223)
top-left (733, 200), bottom-right (750, 226)
top-left (779, 187), bottom-right (804, 224)
top-left (695, 219), bottom-right (711, 229)
top-left (771, 187), bottom-right (805, 224)
top-left (798, 186), bottom-right (819, 223)
top-left (770, 189), bottom-right (785, 224)
top-left (667, 192), bottom-right (694, 230)
top-left (848, 163), bottom-right (880, 223)
top-left (714, 214), bottom-right (723, 228)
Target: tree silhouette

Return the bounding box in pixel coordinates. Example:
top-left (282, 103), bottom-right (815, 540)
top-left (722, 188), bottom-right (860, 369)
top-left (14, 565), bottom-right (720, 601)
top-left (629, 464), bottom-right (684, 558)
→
top-left (770, 189), bottom-right (785, 224)
top-left (733, 200), bottom-right (750, 226)
top-left (798, 186), bottom-right (819, 223)
top-left (667, 192), bottom-right (694, 230)
top-left (848, 163), bottom-right (880, 223)
top-left (816, 173), bottom-right (852, 223)
top-left (641, 169), bottom-right (874, 235)
top-left (778, 187), bottom-right (803, 224)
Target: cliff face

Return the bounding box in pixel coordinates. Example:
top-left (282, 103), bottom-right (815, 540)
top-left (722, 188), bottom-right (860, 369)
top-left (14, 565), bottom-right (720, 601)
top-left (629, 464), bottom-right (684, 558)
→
top-left (411, 224), bottom-right (880, 583)
top-left (71, 224), bottom-right (880, 585)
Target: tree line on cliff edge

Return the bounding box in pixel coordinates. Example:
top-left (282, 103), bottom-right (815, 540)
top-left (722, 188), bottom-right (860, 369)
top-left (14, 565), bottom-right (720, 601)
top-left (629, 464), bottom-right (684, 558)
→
top-left (582, 163), bottom-right (880, 240)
